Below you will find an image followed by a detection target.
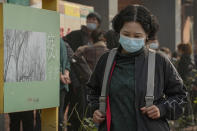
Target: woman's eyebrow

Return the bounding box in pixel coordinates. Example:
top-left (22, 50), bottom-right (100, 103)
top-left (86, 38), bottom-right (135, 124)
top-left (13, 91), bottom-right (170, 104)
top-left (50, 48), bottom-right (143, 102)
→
top-left (122, 31), bottom-right (130, 33)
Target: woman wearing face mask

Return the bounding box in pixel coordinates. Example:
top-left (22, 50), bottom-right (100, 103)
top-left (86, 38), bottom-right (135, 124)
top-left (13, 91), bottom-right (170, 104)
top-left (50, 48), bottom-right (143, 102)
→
top-left (87, 5), bottom-right (186, 131)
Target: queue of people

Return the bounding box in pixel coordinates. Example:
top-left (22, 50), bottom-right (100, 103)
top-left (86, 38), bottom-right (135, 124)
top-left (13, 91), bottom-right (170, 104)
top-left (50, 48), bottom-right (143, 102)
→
top-left (7, 4), bottom-right (197, 131)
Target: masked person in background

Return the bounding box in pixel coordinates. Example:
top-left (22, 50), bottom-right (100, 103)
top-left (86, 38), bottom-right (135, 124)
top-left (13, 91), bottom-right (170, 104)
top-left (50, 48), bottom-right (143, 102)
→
top-left (147, 37), bottom-right (159, 50)
top-left (177, 43), bottom-right (197, 122)
top-left (87, 5), bottom-right (187, 131)
top-left (63, 12), bottom-right (102, 52)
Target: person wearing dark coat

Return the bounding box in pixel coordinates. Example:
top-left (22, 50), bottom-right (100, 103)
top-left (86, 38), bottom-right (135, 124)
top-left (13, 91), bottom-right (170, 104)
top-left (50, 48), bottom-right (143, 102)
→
top-left (9, 111), bottom-right (34, 131)
top-left (177, 43), bottom-right (195, 81)
top-left (63, 12), bottom-right (102, 131)
top-left (63, 12), bottom-right (102, 52)
top-left (87, 5), bottom-right (187, 131)
top-left (177, 43), bottom-right (197, 121)
top-left (73, 30), bottom-right (108, 123)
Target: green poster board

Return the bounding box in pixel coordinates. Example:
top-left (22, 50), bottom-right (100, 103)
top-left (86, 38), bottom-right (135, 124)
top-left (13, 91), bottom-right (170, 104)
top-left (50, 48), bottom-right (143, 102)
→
top-left (1, 3), bottom-right (60, 113)
top-left (7, 0), bottom-right (30, 6)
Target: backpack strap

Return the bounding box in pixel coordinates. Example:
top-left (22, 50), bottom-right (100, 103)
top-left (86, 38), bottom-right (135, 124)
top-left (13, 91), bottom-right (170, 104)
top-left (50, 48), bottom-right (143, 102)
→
top-left (99, 48), bottom-right (117, 115)
top-left (145, 49), bottom-right (156, 107)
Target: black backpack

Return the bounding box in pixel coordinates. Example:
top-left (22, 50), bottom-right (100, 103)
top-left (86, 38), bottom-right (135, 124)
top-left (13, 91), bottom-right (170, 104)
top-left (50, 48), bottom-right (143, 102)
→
top-left (65, 41), bottom-right (92, 85)
top-left (70, 54), bottom-right (92, 84)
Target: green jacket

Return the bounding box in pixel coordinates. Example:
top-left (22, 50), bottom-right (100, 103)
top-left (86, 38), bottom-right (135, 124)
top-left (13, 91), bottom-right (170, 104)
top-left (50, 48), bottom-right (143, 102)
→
top-left (60, 38), bottom-right (70, 91)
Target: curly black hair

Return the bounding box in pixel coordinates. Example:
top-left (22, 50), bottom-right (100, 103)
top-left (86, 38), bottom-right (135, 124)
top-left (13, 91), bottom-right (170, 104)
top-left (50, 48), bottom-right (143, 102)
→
top-left (112, 5), bottom-right (159, 40)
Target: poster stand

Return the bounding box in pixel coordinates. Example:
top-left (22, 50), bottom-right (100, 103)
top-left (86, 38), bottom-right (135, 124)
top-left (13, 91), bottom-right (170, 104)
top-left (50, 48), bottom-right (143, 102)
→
top-left (41, 1), bottom-right (59, 131)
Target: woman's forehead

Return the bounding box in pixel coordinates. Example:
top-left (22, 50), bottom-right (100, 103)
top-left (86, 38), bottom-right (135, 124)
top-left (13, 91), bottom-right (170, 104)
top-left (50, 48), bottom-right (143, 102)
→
top-left (121, 22), bottom-right (145, 34)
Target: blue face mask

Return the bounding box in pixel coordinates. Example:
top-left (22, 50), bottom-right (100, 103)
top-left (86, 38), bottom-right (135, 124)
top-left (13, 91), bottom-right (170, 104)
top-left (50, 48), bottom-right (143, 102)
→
top-left (87, 23), bottom-right (97, 30)
top-left (119, 35), bottom-right (145, 53)
top-left (149, 43), bottom-right (159, 50)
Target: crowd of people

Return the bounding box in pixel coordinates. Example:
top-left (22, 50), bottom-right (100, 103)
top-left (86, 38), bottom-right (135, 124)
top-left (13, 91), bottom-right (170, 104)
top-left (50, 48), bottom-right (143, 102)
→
top-left (3, 4), bottom-right (197, 131)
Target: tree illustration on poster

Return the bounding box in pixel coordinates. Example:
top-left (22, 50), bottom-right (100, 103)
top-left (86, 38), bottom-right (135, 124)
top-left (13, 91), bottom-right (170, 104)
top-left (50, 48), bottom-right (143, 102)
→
top-left (4, 29), bottom-right (46, 83)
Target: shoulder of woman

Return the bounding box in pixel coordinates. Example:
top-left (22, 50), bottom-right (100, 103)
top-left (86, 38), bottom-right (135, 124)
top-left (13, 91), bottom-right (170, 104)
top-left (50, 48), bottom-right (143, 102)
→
top-left (144, 49), bottom-right (167, 62)
top-left (155, 51), bottom-right (171, 62)
top-left (155, 51), bottom-right (179, 74)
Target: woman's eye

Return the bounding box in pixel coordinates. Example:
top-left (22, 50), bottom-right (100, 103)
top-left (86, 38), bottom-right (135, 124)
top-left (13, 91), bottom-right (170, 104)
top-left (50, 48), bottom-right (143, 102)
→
top-left (134, 35), bottom-right (142, 38)
top-left (123, 34), bottom-right (130, 37)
